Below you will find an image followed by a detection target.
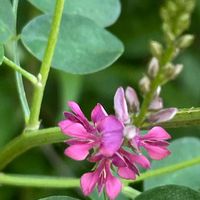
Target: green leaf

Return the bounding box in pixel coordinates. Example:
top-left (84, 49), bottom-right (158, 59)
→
top-left (21, 14), bottom-right (124, 74)
top-left (0, 45), bottom-right (4, 64)
top-left (135, 185), bottom-right (200, 200)
top-left (39, 196), bottom-right (80, 200)
top-left (0, 0), bottom-right (15, 43)
top-left (144, 137), bottom-right (200, 190)
top-left (28, 0), bottom-right (121, 27)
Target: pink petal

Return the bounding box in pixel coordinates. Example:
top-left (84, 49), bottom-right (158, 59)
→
top-left (105, 175), bottom-right (122, 200)
top-left (130, 136), bottom-right (140, 151)
top-left (131, 154), bottom-right (151, 169)
top-left (118, 167), bottom-right (136, 179)
top-left (97, 175), bottom-right (105, 194)
top-left (149, 97), bottom-right (163, 110)
top-left (98, 116), bottom-right (123, 157)
top-left (67, 101), bottom-right (93, 132)
top-left (97, 116), bottom-right (123, 133)
top-left (66, 139), bottom-right (89, 145)
top-left (143, 126), bottom-right (171, 140)
top-left (114, 87), bottom-right (130, 123)
top-left (64, 112), bottom-right (79, 122)
top-left (58, 120), bottom-right (89, 138)
top-left (125, 86), bottom-right (140, 112)
top-left (64, 144), bottom-right (92, 160)
top-left (148, 108), bottom-right (177, 123)
top-left (142, 143), bottom-right (171, 160)
top-left (119, 149), bottom-right (150, 169)
top-left (80, 172), bottom-right (98, 196)
top-left (112, 152), bottom-right (127, 167)
top-left (89, 153), bottom-right (103, 162)
top-left (91, 103), bottom-right (108, 124)
top-left (68, 101), bottom-right (87, 120)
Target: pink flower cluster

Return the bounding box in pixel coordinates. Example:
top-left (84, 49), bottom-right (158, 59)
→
top-left (59, 87), bottom-right (177, 200)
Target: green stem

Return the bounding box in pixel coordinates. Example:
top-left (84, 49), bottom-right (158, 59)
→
top-left (134, 74), bottom-right (162, 126)
top-left (3, 57), bottom-right (38, 85)
top-left (124, 155), bottom-right (200, 184)
top-left (0, 107), bottom-right (200, 170)
top-left (1, 153), bottom-right (200, 195)
top-left (0, 127), bottom-right (67, 170)
top-left (27, 0), bottom-right (65, 130)
top-left (13, 0), bottom-right (30, 123)
top-left (0, 173), bottom-right (79, 188)
top-left (134, 45), bottom-right (175, 127)
top-left (0, 173), bottom-right (140, 199)
top-left (1, 154), bottom-right (200, 187)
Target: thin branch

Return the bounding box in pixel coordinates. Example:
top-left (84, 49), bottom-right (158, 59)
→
top-left (3, 56), bottom-right (38, 85)
top-left (12, 0), bottom-right (30, 123)
top-left (124, 155), bottom-right (200, 184)
top-left (0, 173), bottom-right (140, 199)
top-left (27, 0), bottom-right (65, 130)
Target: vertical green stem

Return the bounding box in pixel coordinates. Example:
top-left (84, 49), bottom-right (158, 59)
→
top-left (27, 0), bottom-right (65, 130)
top-left (134, 45), bottom-right (175, 127)
top-left (13, 0), bottom-right (30, 123)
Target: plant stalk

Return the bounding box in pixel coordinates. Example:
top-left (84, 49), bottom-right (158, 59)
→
top-left (0, 127), bottom-right (67, 170)
top-left (3, 56), bottom-right (38, 85)
top-left (27, 0), bottom-right (65, 130)
top-left (0, 173), bottom-right (140, 199)
top-left (13, 0), bottom-right (30, 123)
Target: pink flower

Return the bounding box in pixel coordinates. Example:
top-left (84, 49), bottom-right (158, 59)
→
top-left (131, 126), bottom-right (171, 160)
top-left (58, 101), bottom-right (123, 160)
top-left (81, 159), bottom-right (122, 200)
top-left (114, 86), bottom-right (139, 124)
top-left (112, 148), bottom-right (150, 180)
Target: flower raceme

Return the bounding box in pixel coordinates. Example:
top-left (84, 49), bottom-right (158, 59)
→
top-left (58, 87), bottom-right (176, 200)
top-left (114, 87), bottom-right (176, 160)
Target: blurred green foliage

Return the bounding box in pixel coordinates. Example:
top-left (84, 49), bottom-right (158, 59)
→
top-left (0, 0), bottom-right (200, 199)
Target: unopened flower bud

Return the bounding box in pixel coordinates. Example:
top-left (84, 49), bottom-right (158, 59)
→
top-left (150, 41), bottom-right (163, 58)
top-left (177, 34), bottom-right (194, 49)
top-left (154, 86), bottom-right (161, 97)
top-left (177, 13), bottom-right (190, 34)
top-left (166, 1), bottom-right (177, 13)
top-left (185, 1), bottom-right (196, 12)
top-left (171, 64), bottom-right (183, 79)
top-left (149, 97), bottom-right (163, 110)
top-left (179, 13), bottom-right (190, 25)
top-left (125, 86), bottom-right (140, 113)
top-left (148, 108), bottom-right (178, 123)
top-left (164, 63), bottom-right (180, 81)
top-left (148, 57), bottom-right (159, 78)
top-left (166, 62), bottom-right (173, 69)
top-left (139, 76), bottom-right (150, 94)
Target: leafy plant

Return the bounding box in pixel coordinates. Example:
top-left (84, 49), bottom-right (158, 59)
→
top-left (0, 0), bottom-right (200, 200)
